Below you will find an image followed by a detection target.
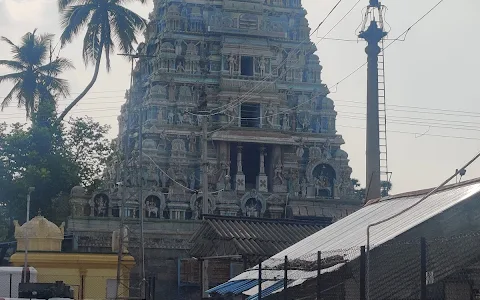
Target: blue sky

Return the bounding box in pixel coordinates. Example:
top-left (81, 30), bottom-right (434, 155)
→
top-left (1, 0), bottom-right (480, 193)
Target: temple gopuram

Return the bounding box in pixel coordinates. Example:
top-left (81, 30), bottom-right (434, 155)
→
top-left (66, 0), bottom-right (362, 298)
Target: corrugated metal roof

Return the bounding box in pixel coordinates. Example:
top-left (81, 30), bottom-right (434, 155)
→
top-left (189, 216), bottom-right (325, 258)
top-left (216, 179), bottom-right (480, 300)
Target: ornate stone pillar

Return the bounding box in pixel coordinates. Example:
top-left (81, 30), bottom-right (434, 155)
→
top-left (235, 145), bottom-right (245, 192)
top-left (257, 146), bottom-right (268, 192)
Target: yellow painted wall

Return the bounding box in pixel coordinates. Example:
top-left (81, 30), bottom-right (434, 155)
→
top-left (10, 252), bottom-right (134, 300)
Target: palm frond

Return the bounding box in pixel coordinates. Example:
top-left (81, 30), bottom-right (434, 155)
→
top-left (0, 82), bottom-right (21, 112)
top-left (60, 4), bottom-right (96, 46)
top-left (19, 77), bottom-right (37, 111)
top-left (102, 20), bottom-right (115, 71)
top-left (35, 84), bottom-right (56, 107)
top-left (82, 22), bottom-right (101, 66)
top-left (0, 36), bottom-right (21, 57)
top-left (37, 58), bottom-right (75, 76)
top-left (0, 72), bottom-right (25, 85)
top-left (112, 0), bottom-right (147, 5)
top-left (17, 30), bottom-right (50, 66)
top-left (111, 4), bottom-right (147, 33)
top-left (109, 6), bottom-right (143, 54)
top-left (58, 0), bottom-right (89, 11)
top-left (0, 60), bottom-right (25, 71)
top-left (40, 75), bottom-right (71, 98)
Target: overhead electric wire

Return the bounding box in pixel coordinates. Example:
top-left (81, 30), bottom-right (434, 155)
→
top-left (328, 0), bottom-right (445, 91)
top-left (142, 151), bottom-right (225, 194)
top-left (186, 0), bottom-right (351, 117)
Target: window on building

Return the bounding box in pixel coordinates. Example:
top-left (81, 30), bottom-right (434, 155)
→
top-left (170, 210), bottom-right (185, 220)
top-left (241, 56), bottom-right (254, 76)
top-left (106, 279), bottom-right (117, 299)
top-left (124, 208), bottom-right (134, 218)
top-left (241, 103), bottom-right (260, 128)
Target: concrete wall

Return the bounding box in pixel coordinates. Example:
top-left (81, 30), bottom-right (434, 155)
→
top-left (67, 217), bottom-right (201, 300)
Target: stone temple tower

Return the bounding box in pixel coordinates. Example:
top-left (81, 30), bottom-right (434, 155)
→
top-left (67, 0), bottom-right (362, 298)
top-left (104, 0), bottom-right (360, 221)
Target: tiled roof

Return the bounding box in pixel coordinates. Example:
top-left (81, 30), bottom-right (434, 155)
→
top-left (189, 216), bottom-right (326, 258)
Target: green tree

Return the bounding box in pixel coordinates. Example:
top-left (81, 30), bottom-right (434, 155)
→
top-left (65, 116), bottom-right (113, 190)
top-left (381, 180), bottom-right (393, 197)
top-left (0, 29), bottom-right (73, 118)
top-left (55, 0), bottom-right (147, 123)
top-left (351, 178), bottom-right (393, 202)
top-left (0, 118), bottom-right (112, 241)
top-left (351, 178), bottom-right (366, 202)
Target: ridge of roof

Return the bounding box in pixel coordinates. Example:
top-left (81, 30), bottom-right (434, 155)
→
top-left (202, 214), bottom-right (328, 226)
top-left (365, 177), bottom-right (480, 206)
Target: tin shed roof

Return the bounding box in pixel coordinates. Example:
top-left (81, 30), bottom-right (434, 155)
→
top-left (189, 215), bottom-right (327, 258)
top-left (210, 178), bottom-right (480, 297)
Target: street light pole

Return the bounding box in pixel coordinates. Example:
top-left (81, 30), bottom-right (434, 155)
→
top-left (23, 187), bottom-right (35, 283)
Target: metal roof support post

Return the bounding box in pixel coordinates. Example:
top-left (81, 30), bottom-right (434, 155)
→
top-left (360, 246), bottom-right (366, 300)
top-left (420, 237), bottom-right (427, 300)
top-left (258, 259), bottom-right (263, 300)
top-left (316, 251), bottom-right (321, 299)
top-left (284, 256), bottom-right (288, 300)
top-left (199, 259), bottom-right (204, 300)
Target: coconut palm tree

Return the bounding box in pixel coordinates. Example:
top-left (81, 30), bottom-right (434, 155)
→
top-left (0, 30), bottom-right (73, 118)
top-left (55, 0), bottom-right (147, 124)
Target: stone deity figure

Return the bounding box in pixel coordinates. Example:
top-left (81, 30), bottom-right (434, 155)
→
top-left (333, 178), bottom-right (340, 198)
top-left (275, 49), bottom-right (283, 65)
top-left (96, 196), bottom-right (107, 216)
top-left (228, 55), bottom-right (237, 76)
top-left (300, 177), bottom-right (308, 197)
top-left (167, 111), bottom-right (175, 124)
top-left (299, 51), bottom-right (306, 66)
top-left (282, 113), bottom-right (290, 130)
top-left (227, 102), bottom-right (239, 123)
top-left (157, 108), bottom-right (165, 123)
top-left (315, 118), bottom-right (321, 133)
top-left (175, 40), bottom-right (183, 55)
top-left (301, 113), bottom-right (310, 130)
top-left (322, 138), bottom-right (332, 159)
top-left (264, 102), bottom-right (275, 127)
top-left (145, 200), bottom-right (159, 218)
top-left (168, 81), bottom-right (176, 102)
top-left (188, 132), bottom-right (196, 152)
top-left (177, 111), bottom-right (184, 124)
top-left (259, 56), bottom-right (266, 76)
top-left (159, 130), bottom-right (169, 150)
top-left (273, 164), bottom-right (285, 185)
top-left (245, 200), bottom-right (259, 217)
top-left (187, 42), bottom-right (198, 56)
top-left (291, 172), bottom-right (300, 196)
top-left (296, 145), bottom-right (305, 158)
top-left (183, 111), bottom-right (193, 125)
top-left (189, 174), bottom-right (196, 190)
top-left (176, 62), bottom-right (185, 73)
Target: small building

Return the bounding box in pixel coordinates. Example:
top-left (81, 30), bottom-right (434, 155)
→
top-left (209, 178), bottom-right (480, 300)
top-left (9, 214), bottom-right (135, 300)
top-left (180, 215), bottom-right (328, 297)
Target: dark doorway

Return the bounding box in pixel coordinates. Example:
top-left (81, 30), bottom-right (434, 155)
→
top-left (241, 56), bottom-right (254, 76)
top-left (242, 143), bottom-right (260, 189)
